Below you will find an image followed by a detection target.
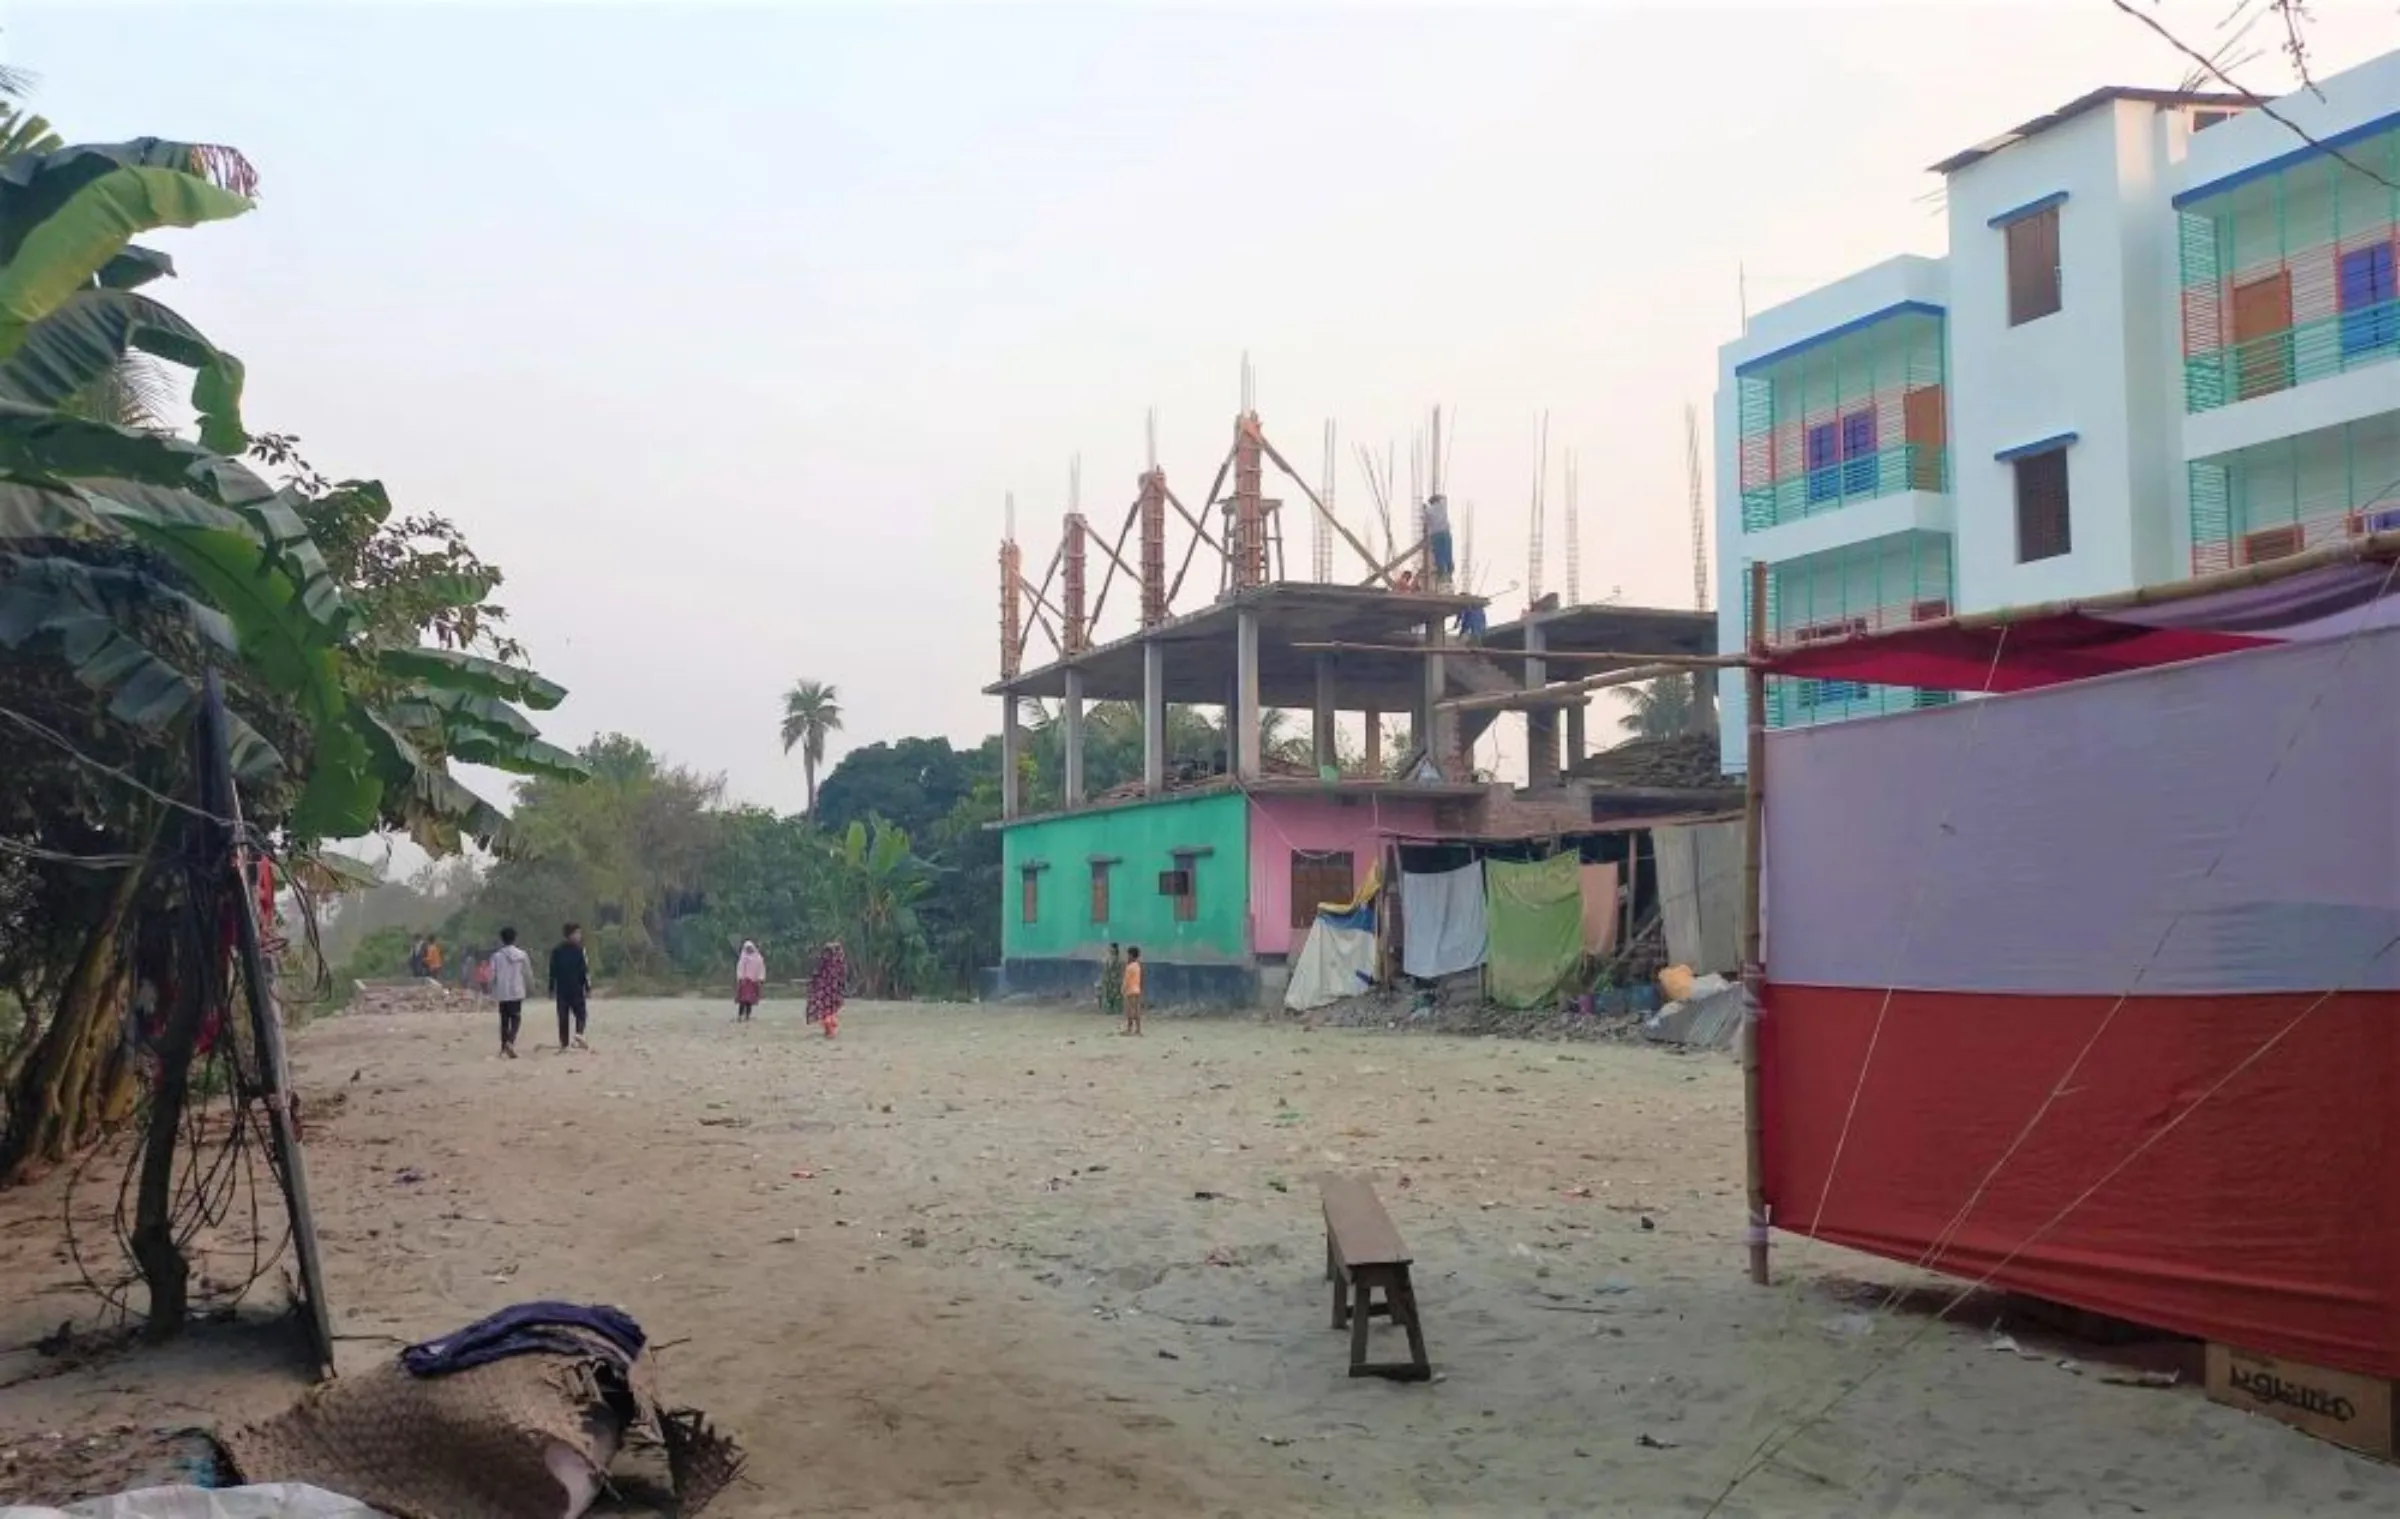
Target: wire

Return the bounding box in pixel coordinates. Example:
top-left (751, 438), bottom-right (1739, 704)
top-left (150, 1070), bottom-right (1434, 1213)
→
top-left (2105, 0), bottom-right (2400, 196)
top-left (0, 705), bottom-right (255, 835)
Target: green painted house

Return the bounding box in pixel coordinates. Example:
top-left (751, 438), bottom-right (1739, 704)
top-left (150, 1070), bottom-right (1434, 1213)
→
top-left (999, 792), bottom-right (1253, 1003)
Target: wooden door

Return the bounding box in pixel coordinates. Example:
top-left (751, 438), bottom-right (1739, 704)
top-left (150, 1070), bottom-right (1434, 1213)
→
top-left (2231, 272), bottom-right (2293, 399)
top-left (1902, 385), bottom-right (1946, 491)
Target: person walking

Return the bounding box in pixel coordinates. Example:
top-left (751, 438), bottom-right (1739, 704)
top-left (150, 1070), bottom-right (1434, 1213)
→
top-left (488, 926), bottom-right (533, 1058)
top-left (549, 923), bottom-right (591, 1051)
top-left (1098, 943), bottom-right (1125, 1022)
top-left (806, 940), bottom-right (846, 1039)
top-left (422, 934), bottom-right (445, 983)
top-left (734, 940), bottom-right (766, 1023)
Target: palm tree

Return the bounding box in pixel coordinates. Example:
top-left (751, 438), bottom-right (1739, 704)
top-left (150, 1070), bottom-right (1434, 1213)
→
top-left (780, 679), bottom-right (843, 817)
top-left (1620, 675), bottom-right (1702, 739)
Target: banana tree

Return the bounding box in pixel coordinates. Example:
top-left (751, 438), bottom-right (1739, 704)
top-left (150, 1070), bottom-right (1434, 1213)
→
top-left (826, 817), bottom-right (933, 999)
top-left (0, 132), bottom-right (582, 1183)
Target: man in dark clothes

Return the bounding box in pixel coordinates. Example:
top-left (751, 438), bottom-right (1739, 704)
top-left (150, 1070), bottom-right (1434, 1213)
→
top-left (549, 922), bottom-right (591, 1051)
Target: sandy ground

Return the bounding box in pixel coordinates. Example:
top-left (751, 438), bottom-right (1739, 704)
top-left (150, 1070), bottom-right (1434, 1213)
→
top-left (4, 997), bottom-right (2395, 1516)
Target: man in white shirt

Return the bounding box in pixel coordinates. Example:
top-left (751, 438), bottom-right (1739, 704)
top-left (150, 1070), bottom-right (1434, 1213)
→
top-left (1424, 493), bottom-right (1454, 590)
top-left (488, 925), bottom-right (534, 1058)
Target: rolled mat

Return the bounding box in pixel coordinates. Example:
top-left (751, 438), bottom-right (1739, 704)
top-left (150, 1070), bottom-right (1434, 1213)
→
top-left (216, 1343), bottom-right (741, 1519)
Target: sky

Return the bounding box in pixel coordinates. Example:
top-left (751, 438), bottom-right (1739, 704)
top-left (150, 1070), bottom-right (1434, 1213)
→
top-left (7, 0), bottom-right (2397, 822)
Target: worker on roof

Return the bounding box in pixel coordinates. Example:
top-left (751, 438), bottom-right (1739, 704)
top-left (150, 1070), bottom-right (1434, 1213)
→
top-left (1424, 494), bottom-right (1454, 591)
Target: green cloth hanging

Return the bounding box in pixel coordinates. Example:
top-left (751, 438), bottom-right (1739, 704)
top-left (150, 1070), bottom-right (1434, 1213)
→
top-left (1482, 854), bottom-right (1584, 1010)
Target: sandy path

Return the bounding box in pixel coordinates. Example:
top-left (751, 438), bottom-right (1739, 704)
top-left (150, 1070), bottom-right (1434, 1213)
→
top-left (3, 998), bottom-right (2393, 1515)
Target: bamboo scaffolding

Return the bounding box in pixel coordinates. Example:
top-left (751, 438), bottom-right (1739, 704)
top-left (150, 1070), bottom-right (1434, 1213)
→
top-left (1294, 641), bottom-right (1744, 667)
top-left (1437, 661), bottom-right (1709, 713)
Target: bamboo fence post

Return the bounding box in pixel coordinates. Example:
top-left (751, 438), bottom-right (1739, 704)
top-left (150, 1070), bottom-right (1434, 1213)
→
top-left (1741, 561), bottom-right (1771, 1286)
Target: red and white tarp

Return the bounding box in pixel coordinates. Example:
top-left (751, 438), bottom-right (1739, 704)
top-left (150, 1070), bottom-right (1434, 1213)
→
top-left (1764, 561), bottom-right (2400, 693)
top-left (1760, 623), bottom-right (2400, 1375)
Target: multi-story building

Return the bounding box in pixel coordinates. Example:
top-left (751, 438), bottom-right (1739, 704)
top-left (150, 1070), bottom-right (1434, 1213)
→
top-left (1713, 52), bottom-right (2400, 772)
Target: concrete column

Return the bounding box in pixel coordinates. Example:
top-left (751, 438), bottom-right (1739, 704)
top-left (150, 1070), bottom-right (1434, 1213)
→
top-left (1525, 624), bottom-right (1558, 790)
top-left (1312, 653), bottom-right (1337, 775)
top-left (1062, 667), bottom-right (1086, 809)
top-left (1000, 697), bottom-right (1022, 819)
top-left (1143, 639), bottom-right (1166, 794)
top-left (1234, 608), bottom-right (1262, 780)
top-left (1423, 618), bottom-right (1453, 778)
top-left (1364, 707), bottom-right (1383, 775)
top-left (1566, 700), bottom-right (1588, 771)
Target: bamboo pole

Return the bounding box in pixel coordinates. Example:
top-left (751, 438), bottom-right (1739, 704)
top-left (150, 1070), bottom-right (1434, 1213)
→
top-left (1291, 641), bottom-right (1747, 668)
top-left (1770, 527), bottom-right (2400, 656)
top-left (1360, 536), bottom-right (1429, 586)
top-left (1741, 561), bottom-right (1771, 1287)
top-left (1086, 499), bottom-right (1143, 632)
top-left (1256, 428), bottom-right (1395, 584)
top-left (1437, 661), bottom-right (1704, 714)
top-left (1161, 485), bottom-right (1225, 553)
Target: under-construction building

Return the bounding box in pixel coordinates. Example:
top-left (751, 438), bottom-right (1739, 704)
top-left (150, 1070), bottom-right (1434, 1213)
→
top-left (986, 404), bottom-right (1724, 1006)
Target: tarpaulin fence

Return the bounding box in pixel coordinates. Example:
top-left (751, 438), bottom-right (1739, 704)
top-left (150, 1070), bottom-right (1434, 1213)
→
top-left (1761, 627), bottom-right (2400, 1376)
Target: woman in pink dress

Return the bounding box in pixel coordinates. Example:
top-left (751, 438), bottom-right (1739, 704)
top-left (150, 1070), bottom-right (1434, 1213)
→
top-left (734, 940), bottom-right (765, 1023)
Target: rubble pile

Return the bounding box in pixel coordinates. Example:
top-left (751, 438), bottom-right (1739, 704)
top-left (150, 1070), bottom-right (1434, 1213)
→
top-left (348, 979), bottom-right (462, 1016)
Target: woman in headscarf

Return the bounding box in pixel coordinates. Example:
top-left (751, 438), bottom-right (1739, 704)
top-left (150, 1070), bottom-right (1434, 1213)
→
top-left (807, 940), bottom-right (846, 1039)
top-left (734, 940), bottom-right (766, 1023)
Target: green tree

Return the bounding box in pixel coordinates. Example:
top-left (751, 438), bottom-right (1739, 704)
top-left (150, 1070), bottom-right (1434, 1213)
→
top-left (1619, 675), bottom-right (1704, 739)
top-left (0, 127), bottom-right (577, 1187)
top-left (466, 735), bottom-right (720, 980)
top-left (779, 678), bottom-right (842, 817)
top-left (814, 734), bottom-right (979, 841)
top-left (825, 817), bottom-right (932, 999)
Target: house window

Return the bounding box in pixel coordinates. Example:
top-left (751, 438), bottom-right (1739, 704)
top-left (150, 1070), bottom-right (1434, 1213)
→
top-left (1804, 421), bottom-right (1840, 503)
top-left (2005, 205), bottom-right (2062, 326)
top-left (1020, 866), bottom-right (1040, 924)
top-left (1164, 853), bottom-right (1201, 923)
top-left (1840, 410), bottom-right (1879, 495)
top-left (2013, 447), bottom-right (2072, 563)
top-left (1796, 678), bottom-right (1869, 709)
top-left (1288, 851), bottom-right (1356, 929)
top-left (1089, 861), bottom-right (1111, 924)
top-left (2337, 244), bottom-right (2397, 357)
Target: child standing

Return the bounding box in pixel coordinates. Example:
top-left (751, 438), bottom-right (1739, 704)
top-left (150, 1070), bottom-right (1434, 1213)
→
top-left (1120, 946), bottom-right (1144, 1037)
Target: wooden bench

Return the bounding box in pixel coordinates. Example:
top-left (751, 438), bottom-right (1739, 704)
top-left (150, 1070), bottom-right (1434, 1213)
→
top-left (1318, 1173), bottom-right (1431, 1381)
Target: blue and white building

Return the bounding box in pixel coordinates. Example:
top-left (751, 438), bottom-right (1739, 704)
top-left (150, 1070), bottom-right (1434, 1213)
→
top-left (1713, 52), bottom-right (2400, 771)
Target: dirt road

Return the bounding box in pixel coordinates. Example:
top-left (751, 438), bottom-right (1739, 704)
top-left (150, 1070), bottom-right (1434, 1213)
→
top-left (2, 998), bottom-right (2389, 1515)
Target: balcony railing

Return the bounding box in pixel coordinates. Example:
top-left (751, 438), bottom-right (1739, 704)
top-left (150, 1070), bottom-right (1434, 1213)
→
top-left (1740, 443), bottom-right (1949, 532)
top-left (2183, 299), bottom-right (2400, 413)
top-left (2188, 420), bottom-right (2400, 574)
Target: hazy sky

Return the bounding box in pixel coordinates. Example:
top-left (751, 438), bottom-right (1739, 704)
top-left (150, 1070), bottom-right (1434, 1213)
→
top-left (9, 1), bottom-right (2396, 818)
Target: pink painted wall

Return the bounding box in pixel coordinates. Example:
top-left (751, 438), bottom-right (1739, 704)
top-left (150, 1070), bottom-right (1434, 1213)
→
top-left (1246, 792), bottom-right (1446, 956)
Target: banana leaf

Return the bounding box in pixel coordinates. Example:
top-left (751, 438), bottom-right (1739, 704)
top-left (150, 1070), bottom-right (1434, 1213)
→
top-left (0, 287), bottom-right (246, 450)
top-left (441, 730), bottom-right (587, 781)
top-left (0, 410), bottom-right (348, 633)
top-left (0, 139), bottom-right (257, 263)
top-left (0, 162), bottom-right (253, 363)
top-left (0, 551), bottom-right (283, 776)
top-left (0, 476), bottom-right (94, 537)
top-left (376, 644), bottom-right (567, 711)
top-left (96, 246), bottom-right (173, 290)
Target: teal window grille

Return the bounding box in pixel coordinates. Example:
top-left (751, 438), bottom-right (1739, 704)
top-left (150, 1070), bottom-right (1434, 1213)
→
top-left (2178, 122), bottom-right (2400, 412)
top-left (1741, 532), bottom-right (1959, 730)
top-left (1737, 306), bottom-right (1948, 532)
top-left (2186, 415), bottom-right (2400, 574)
